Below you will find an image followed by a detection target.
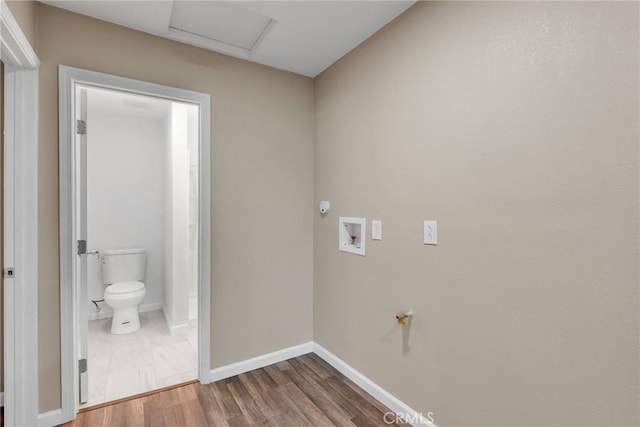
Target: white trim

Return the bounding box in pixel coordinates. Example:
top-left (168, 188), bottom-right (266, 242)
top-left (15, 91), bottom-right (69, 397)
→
top-left (37, 408), bottom-right (65, 427)
top-left (0, 0), bottom-right (39, 68)
top-left (209, 342), bottom-right (314, 383)
top-left (1, 2), bottom-right (40, 426)
top-left (312, 343), bottom-right (436, 427)
top-left (59, 65), bottom-right (212, 424)
top-left (87, 302), bottom-right (163, 321)
top-left (161, 305), bottom-right (190, 336)
top-left (204, 341), bottom-right (433, 426)
top-left (169, 323), bottom-right (190, 335)
top-left (3, 64), bottom-right (39, 427)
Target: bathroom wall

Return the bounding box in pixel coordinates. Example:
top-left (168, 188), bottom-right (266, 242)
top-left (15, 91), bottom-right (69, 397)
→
top-left (314, 2), bottom-right (639, 426)
top-left (162, 102), bottom-right (198, 333)
top-left (37, 3), bottom-right (314, 411)
top-left (86, 89), bottom-right (169, 318)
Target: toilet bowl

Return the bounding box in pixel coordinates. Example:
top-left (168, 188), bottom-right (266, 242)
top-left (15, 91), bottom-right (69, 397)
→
top-left (104, 281), bottom-right (146, 334)
top-left (101, 248), bottom-right (147, 334)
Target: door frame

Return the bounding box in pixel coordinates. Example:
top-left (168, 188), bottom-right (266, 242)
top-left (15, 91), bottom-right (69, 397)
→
top-left (0, 1), bottom-right (40, 426)
top-left (58, 65), bottom-right (211, 422)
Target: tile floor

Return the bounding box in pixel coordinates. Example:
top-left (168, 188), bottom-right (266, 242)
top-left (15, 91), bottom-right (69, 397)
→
top-left (84, 310), bottom-right (198, 408)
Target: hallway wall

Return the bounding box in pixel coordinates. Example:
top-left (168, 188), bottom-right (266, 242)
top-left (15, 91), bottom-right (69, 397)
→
top-left (313, 2), bottom-right (639, 425)
top-left (36, 3), bottom-right (314, 412)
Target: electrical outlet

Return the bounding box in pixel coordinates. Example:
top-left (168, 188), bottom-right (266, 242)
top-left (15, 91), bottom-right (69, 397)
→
top-left (424, 220), bottom-right (437, 245)
top-left (372, 220), bottom-right (382, 240)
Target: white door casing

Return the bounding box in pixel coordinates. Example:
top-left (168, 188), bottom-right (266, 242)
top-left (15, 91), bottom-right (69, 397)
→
top-left (1, 1), bottom-right (40, 426)
top-left (59, 65), bottom-right (212, 423)
top-left (75, 87), bottom-right (89, 405)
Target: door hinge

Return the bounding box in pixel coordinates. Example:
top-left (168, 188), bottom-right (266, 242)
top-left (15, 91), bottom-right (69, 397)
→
top-left (77, 240), bottom-right (87, 256)
top-left (76, 119), bottom-right (86, 135)
top-left (3, 268), bottom-right (15, 278)
top-left (79, 358), bottom-right (87, 374)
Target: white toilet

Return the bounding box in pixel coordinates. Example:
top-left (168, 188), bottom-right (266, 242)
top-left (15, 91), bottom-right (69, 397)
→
top-left (101, 248), bottom-right (147, 335)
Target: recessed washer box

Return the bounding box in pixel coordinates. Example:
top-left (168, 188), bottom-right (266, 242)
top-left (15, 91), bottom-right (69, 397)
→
top-left (339, 217), bottom-right (366, 256)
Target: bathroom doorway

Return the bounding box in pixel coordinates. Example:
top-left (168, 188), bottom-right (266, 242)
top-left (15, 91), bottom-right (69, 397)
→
top-left (59, 66), bottom-right (211, 417)
top-left (81, 86), bottom-right (200, 407)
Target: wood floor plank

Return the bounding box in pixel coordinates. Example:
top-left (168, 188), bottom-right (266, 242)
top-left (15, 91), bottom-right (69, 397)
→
top-left (212, 379), bottom-right (243, 420)
top-left (305, 352), bottom-right (391, 415)
top-left (117, 398), bottom-right (146, 426)
top-left (283, 366), bottom-right (356, 427)
top-left (317, 376), bottom-right (368, 421)
top-left (160, 402), bottom-right (189, 427)
top-left (267, 383), bottom-right (315, 426)
top-left (278, 381), bottom-right (335, 427)
top-left (61, 354), bottom-right (401, 427)
top-left (264, 364), bottom-right (292, 386)
top-left (227, 376), bottom-right (267, 424)
top-left (275, 360), bottom-right (293, 371)
top-left (289, 357), bottom-right (325, 385)
top-left (76, 406), bottom-right (108, 427)
top-left (182, 398), bottom-right (210, 427)
top-left (340, 374), bottom-right (391, 415)
top-left (105, 404), bottom-right (124, 426)
top-left (196, 383), bottom-right (228, 427)
top-left (239, 372), bottom-right (265, 399)
top-left (298, 354), bottom-right (334, 380)
top-left (143, 398), bottom-right (166, 427)
top-left (324, 376), bottom-right (388, 425)
top-left (252, 368), bottom-right (279, 391)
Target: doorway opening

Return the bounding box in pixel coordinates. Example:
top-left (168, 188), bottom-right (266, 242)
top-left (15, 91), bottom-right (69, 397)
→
top-left (59, 66), bottom-right (211, 419)
top-left (78, 86), bottom-right (200, 407)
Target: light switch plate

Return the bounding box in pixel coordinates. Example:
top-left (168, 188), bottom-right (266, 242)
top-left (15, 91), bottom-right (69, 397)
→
top-left (424, 220), bottom-right (437, 245)
top-left (371, 220), bottom-right (382, 240)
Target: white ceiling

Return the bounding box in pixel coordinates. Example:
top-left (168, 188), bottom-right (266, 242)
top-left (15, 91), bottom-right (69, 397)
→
top-left (39, 1), bottom-right (415, 77)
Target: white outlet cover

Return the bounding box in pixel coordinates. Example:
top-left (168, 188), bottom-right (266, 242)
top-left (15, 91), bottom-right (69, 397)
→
top-left (424, 220), bottom-right (437, 245)
top-left (372, 220), bottom-right (382, 240)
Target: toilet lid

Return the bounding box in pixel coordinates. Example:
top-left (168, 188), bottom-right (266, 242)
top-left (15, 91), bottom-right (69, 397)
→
top-left (105, 281), bottom-right (145, 294)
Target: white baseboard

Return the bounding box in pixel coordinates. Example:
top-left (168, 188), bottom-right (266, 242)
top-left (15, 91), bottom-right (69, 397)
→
top-left (34, 340), bottom-right (429, 427)
top-left (169, 322), bottom-right (190, 335)
top-left (312, 343), bottom-right (435, 426)
top-left (37, 408), bottom-right (65, 427)
top-left (207, 341), bottom-right (432, 426)
top-left (209, 342), bottom-right (314, 383)
top-left (161, 305), bottom-right (191, 335)
top-left (87, 302), bottom-right (162, 321)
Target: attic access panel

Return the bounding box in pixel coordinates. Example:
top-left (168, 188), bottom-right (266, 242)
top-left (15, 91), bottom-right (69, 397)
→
top-left (169, 1), bottom-right (274, 52)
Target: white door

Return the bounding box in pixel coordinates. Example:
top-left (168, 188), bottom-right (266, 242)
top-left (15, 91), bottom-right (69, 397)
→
top-left (75, 87), bottom-right (89, 405)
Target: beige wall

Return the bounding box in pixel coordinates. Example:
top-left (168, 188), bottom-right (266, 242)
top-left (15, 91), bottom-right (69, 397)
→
top-left (5, 0), bottom-right (37, 50)
top-left (314, 2), bottom-right (639, 426)
top-left (37, 4), bottom-right (314, 412)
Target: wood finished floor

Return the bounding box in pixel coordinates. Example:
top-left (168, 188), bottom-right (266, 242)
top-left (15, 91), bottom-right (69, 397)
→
top-left (61, 353), bottom-right (404, 426)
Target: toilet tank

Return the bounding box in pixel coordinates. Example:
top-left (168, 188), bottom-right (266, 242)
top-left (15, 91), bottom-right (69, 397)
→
top-left (101, 248), bottom-right (147, 284)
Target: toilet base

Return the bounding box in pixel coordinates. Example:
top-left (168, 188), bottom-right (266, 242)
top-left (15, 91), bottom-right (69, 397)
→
top-left (111, 307), bottom-right (141, 334)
